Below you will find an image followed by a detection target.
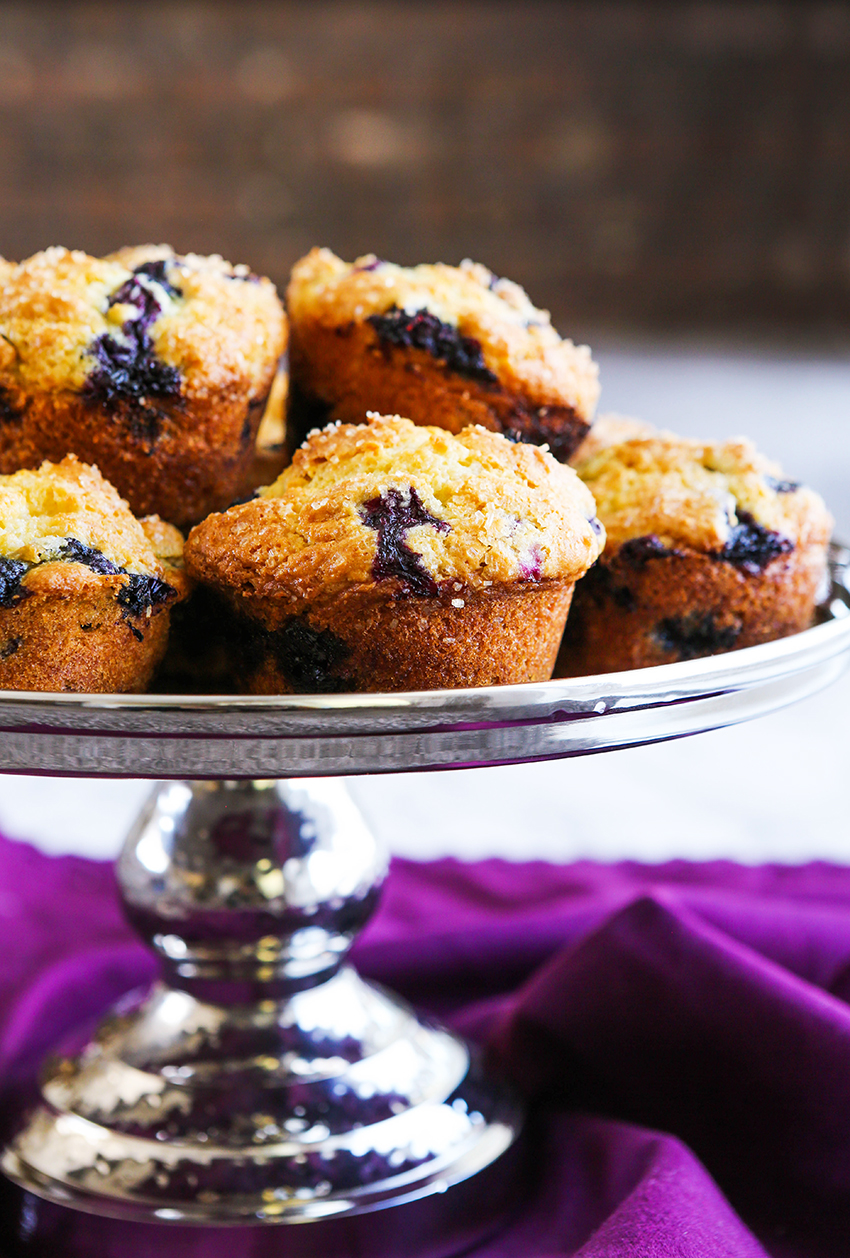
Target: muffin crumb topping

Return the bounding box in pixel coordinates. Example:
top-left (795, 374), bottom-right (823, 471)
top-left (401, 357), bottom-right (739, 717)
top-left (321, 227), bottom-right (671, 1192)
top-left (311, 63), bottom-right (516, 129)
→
top-left (0, 455), bottom-right (183, 582)
top-left (575, 434), bottom-right (832, 556)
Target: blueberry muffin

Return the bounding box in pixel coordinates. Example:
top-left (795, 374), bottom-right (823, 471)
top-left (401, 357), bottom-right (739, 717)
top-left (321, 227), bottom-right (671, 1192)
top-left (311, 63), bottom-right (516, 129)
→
top-left (184, 413), bottom-right (605, 693)
top-left (0, 246), bottom-right (287, 527)
top-left (0, 455), bottom-right (188, 691)
top-left (559, 434), bottom-right (833, 675)
top-left (286, 249), bottom-right (599, 462)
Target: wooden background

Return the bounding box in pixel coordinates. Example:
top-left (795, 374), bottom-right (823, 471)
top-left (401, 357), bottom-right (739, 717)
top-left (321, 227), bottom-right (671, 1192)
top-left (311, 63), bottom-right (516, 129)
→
top-left (1, 1), bottom-right (849, 341)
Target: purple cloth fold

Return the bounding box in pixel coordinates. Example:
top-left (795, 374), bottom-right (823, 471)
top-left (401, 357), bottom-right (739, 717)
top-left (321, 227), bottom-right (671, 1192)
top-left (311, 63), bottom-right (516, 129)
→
top-left (3, 837), bottom-right (850, 1256)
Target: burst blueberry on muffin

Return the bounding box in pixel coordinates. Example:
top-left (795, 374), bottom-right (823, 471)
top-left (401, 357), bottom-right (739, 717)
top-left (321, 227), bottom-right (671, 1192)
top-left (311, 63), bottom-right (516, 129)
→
top-left (183, 413), bottom-right (605, 693)
top-left (286, 249), bottom-right (599, 462)
top-left (558, 434), bottom-right (833, 675)
top-left (0, 455), bottom-right (188, 691)
top-left (0, 246), bottom-right (287, 527)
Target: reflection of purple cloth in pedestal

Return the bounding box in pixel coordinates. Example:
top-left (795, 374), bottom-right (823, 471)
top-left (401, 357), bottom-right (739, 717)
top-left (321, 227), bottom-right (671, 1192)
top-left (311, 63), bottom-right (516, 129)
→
top-left (4, 837), bottom-right (850, 1256)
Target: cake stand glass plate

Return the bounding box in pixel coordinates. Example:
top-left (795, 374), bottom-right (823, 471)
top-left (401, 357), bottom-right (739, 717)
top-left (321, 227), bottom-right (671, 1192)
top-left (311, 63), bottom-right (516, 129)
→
top-left (1, 545), bottom-right (848, 1257)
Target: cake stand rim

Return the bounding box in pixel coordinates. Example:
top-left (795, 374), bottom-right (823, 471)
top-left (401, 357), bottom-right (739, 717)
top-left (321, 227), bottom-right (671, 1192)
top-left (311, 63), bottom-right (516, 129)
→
top-left (0, 546), bottom-right (846, 775)
top-left (0, 547), bottom-right (846, 717)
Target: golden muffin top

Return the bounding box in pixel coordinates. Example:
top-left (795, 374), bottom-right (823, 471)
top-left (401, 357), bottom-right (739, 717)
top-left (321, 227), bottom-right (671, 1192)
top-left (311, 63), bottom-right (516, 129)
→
top-left (286, 248), bottom-right (600, 423)
top-left (185, 413), bottom-right (605, 613)
top-left (575, 434), bottom-right (833, 555)
top-left (0, 455), bottom-right (184, 581)
top-left (0, 245), bottom-right (286, 402)
top-left (569, 413), bottom-right (657, 466)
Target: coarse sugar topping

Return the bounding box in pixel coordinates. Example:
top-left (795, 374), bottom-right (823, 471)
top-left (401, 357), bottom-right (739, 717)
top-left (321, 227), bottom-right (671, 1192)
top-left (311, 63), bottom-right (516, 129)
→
top-left (575, 434), bottom-right (832, 556)
top-left (186, 414), bottom-right (605, 611)
top-left (0, 455), bottom-right (180, 577)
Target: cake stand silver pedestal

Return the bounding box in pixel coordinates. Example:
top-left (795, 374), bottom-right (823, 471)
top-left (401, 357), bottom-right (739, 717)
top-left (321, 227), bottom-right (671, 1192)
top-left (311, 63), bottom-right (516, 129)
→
top-left (2, 778), bottom-right (522, 1254)
top-left (1, 545), bottom-right (849, 1255)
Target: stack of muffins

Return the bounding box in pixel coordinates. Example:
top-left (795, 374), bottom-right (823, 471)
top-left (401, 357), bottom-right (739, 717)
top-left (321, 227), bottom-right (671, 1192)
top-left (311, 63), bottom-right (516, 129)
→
top-left (0, 243), bottom-right (832, 693)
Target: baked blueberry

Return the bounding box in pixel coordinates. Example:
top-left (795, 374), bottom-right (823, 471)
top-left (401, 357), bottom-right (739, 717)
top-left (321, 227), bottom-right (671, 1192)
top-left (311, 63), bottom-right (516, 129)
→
top-left (367, 307), bottom-right (497, 384)
top-left (84, 265), bottom-right (182, 426)
top-left (361, 486), bottom-right (451, 596)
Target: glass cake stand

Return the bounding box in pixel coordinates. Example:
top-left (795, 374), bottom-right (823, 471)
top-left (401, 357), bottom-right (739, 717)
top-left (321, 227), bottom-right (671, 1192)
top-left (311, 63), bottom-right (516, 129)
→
top-left (1, 543), bottom-right (849, 1257)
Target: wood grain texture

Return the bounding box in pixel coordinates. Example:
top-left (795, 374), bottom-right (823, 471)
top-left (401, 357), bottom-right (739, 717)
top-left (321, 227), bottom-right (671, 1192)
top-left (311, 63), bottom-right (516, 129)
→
top-left (0, 1), bottom-right (848, 337)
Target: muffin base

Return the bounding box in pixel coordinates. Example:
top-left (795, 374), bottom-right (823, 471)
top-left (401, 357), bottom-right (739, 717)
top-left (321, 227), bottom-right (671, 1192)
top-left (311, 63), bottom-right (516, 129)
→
top-left (557, 542), bottom-right (828, 676)
top-left (288, 321), bottom-right (590, 462)
top-left (221, 580), bottom-right (575, 694)
top-left (0, 382), bottom-right (274, 529)
top-left (0, 567), bottom-right (175, 692)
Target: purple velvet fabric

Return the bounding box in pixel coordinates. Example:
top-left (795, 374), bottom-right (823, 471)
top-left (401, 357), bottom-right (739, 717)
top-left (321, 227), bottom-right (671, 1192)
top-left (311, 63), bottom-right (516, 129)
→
top-left (4, 836), bottom-right (850, 1256)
